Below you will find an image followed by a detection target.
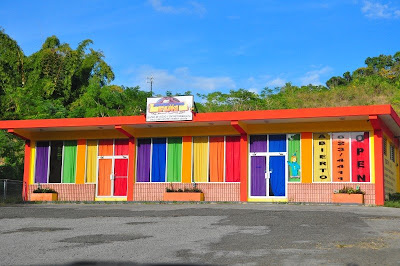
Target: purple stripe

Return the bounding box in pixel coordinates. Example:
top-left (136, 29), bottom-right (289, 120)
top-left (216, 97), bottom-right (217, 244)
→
top-left (35, 141), bottom-right (49, 183)
top-left (136, 139), bottom-right (151, 182)
top-left (250, 135), bottom-right (267, 152)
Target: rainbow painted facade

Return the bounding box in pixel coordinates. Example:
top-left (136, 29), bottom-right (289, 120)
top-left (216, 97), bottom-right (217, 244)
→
top-left (1, 104), bottom-right (400, 205)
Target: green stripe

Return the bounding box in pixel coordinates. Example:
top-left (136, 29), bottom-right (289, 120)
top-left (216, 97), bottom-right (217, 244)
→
top-left (288, 134), bottom-right (300, 181)
top-left (62, 140), bottom-right (77, 183)
top-left (167, 137), bottom-right (182, 182)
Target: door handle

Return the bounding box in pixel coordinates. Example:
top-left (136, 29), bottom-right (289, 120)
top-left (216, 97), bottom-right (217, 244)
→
top-left (265, 171), bottom-right (270, 179)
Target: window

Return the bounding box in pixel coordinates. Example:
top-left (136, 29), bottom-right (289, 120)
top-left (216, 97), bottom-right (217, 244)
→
top-left (135, 136), bottom-right (241, 183)
top-left (390, 144), bottom-right (395, 163)
top-left (34, 141), bottom-right (77, 184)
top-left (383, 138), bottom-right (387, 156)
top-left (136, 138), bottom-right (182, 182)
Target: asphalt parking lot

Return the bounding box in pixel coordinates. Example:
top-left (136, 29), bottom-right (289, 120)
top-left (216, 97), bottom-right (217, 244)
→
top-left (1, 203), bottom-right (400, 265)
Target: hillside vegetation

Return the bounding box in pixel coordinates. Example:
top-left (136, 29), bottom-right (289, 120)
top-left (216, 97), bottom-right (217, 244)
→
top-left (1, 28), bottom-right (399, 179)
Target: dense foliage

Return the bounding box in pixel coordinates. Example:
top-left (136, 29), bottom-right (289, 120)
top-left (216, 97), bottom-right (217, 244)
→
top-left (0, 28), bottom-right (399, 180)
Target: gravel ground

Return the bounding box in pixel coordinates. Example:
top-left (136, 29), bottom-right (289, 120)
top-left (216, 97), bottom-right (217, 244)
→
top-left (1, 203), bottom-right (400, 265)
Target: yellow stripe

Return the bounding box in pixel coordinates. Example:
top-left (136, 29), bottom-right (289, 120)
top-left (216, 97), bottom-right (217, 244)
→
top-left (30, 141), bottom-right (36, 184)
top-left (370, 132), bottom-right (375, 184)
top-left (396, 145), bottom-right (400, 192)
top-left (86, 140), bottom-right (98, 183)
top-left (193, 137), bottom-right (208, 182)
top-left (248, 198), bottom-right (288, 203)
top-left (313, 133), bottom-right (331, 182)
top-left (95, 197), bottom-right (127, 201)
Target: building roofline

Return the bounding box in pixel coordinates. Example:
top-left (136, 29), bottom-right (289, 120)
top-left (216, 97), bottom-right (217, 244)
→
top-left (0, 104), bottom-right (396, 130)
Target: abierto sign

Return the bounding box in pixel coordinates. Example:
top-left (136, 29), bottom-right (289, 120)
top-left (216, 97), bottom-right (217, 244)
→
top-left (146, 96), bottom-right (194, 122)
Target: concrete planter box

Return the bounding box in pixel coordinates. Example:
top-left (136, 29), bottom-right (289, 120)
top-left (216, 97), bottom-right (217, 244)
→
top-left (163, 192), bottom-right (204, 201)
top-left (332, 193), bottom-right (364, 204)
top-left (30, 193), bottom-right (58, 201)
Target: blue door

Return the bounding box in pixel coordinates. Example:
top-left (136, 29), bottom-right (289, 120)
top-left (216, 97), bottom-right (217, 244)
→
top-left (269, 156), bottom-right (286, 196)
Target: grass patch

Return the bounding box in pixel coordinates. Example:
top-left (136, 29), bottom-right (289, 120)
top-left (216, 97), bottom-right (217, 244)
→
top-left (384, 201), bottom-right (400, 208)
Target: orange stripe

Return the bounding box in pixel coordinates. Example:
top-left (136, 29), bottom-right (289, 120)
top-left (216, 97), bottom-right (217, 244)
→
top-left (182, 136), bottom-right (192, 183)
top-left (75, 139), bottom-right (86, 184)
top-left (98, 159), bottom-right (112, 196)
top-left (332, 134), bottom-right (350, 182)
top-left (127, 137), bottom-right (135, 201)
top-left (209, 137), bottom-right (224, 182)
top-left (301, 132), bottom-right (313, 183)
top-left (99, 139), bottom-right (113, 156)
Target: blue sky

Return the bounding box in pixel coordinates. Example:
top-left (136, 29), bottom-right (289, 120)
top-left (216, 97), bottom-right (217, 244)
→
top-left (1, 0), bottom-right (400, 95)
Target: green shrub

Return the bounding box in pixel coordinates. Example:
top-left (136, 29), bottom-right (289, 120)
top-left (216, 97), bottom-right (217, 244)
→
top-left (335, 186), bottom-right (364, 195)
top-left (388, 193), bottom-right (400, 201)
top-left (33, 188), bottom-right (57, 193)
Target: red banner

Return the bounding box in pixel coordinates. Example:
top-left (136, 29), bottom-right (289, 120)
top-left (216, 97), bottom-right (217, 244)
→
top-left (351, 132), bottom-right (370, 182)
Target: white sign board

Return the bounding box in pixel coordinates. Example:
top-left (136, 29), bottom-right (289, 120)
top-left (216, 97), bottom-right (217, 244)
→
top-left (146, 96), bottom-right (194, 122)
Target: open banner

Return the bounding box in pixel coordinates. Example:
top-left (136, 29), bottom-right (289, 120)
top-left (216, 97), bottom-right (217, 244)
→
top-left (351, 132), bottom-right (370, 182)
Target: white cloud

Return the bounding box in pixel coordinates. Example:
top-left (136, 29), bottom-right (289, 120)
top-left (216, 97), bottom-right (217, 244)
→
top-left (267, 77), bottom-right (286, 87)
top-left (248, 88), bottom-right (259, 95)
top-left (149, 0), bottom-right (206, 16)
top-left (245, 75), bottom-right (286, 89)
top-left (192, 76), bottom-right (236, 91)
top-left (130, 65), bottom-right (235, 93)
top-left (299, 66), bottom-right (333, 86)
top-left (361, 1), bottom-right (400, 19)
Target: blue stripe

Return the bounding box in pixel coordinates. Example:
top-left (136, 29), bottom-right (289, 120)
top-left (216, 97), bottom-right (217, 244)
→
top-left (151, 138), bottom-right (166, 182)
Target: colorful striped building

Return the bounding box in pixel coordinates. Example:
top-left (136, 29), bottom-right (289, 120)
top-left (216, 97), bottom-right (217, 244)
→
top-left (1, 104), bottom-right (400, 205)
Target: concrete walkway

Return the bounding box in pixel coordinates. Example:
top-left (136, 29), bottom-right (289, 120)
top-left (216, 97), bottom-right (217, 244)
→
top-left (1, 203), bottom-right (400, 265)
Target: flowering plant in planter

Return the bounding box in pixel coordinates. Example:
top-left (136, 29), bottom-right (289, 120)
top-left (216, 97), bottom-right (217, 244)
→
top-left (334, 186), bottom-right (365, 195)
top-left (164, 183), bottom-right (204, 201)
top-left (33, 188), bottom-right (57, 193)
top-left (332, 186), bottom-right (364, 204)
top-left (31, 184), bottom-right (58, 201)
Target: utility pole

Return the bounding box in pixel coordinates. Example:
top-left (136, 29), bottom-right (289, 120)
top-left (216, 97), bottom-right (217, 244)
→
top-left (147, 76), bottom-right (154, 96)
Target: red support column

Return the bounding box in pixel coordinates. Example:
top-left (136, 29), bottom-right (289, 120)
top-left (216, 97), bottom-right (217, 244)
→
top-left (23, 140), bottom-right (31, 201)
top-left (374, 129), bottom-right (385, 205)
top-left (370, 115), bottom-right (385, 205)
top-left (127, 137), bottom-right (135, 201)
top-left (240, 134), bottom-right (248, 202)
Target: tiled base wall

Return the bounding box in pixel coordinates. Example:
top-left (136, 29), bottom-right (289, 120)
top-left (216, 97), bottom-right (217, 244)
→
top-left (27, 183), bottom-right (375, 204)
top-left (134, 183), bottom-right (241, 201)
top-left (29, 184), bottom-right (96, 201)
top-left (287, 183), bottom-right (375, 205)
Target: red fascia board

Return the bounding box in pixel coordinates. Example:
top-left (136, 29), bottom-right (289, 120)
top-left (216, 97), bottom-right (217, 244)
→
top-left (191, 104), bottom-right (393, 122)
top-left (0, 104), bottom-right (394, 130)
